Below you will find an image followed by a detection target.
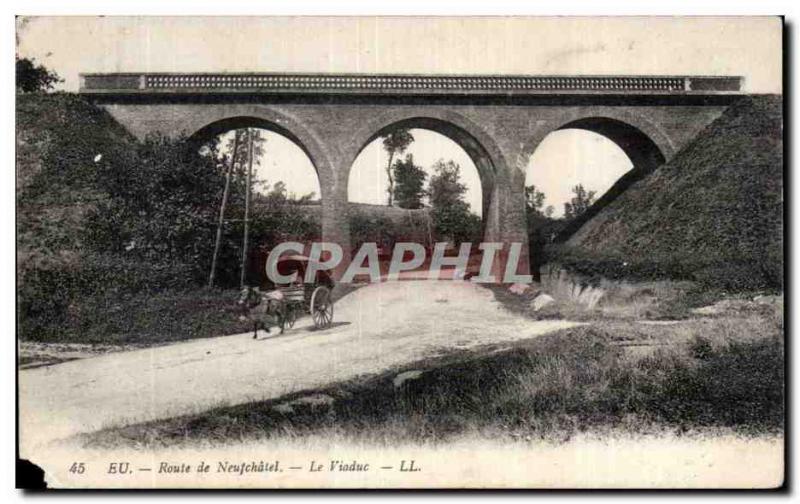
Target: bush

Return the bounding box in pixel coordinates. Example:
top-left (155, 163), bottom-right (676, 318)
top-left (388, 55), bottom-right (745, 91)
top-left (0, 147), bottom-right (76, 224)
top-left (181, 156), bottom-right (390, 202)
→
top-left (431, 205), bottom-right (482, 245)
top-left (83, 134), bottom-right (227, 283)
top-left (18, 254), bottom-right (197, 341)
top-left (349, 210), bottom-right (399, 252)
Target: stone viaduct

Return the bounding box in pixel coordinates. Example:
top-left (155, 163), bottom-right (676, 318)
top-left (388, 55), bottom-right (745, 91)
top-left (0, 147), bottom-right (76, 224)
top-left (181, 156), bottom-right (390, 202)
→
top-left (80, 73), bottom-right (744, 278)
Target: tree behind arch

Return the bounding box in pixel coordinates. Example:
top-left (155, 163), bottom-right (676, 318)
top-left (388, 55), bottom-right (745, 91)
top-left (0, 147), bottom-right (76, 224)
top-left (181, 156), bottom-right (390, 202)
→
top-left (428, 159), bottom-right (481, 244)
top-left (381, 129), bottom-right (414, 206)
top-left (392, 154), bottom-right (427, 209)
top-left (564, 184), bottom-right (596, 220)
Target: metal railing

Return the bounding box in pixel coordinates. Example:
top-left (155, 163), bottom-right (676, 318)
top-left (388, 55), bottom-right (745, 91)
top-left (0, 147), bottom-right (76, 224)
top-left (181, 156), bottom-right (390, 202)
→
top-left (80, 73), bottom-right (743, 94)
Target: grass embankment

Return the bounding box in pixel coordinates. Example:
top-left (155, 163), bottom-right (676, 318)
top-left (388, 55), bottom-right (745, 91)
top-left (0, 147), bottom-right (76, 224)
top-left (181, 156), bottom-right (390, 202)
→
top-left (82, 310), bottom-right (783, 449)
top-left (560, 95), bottom-right (783, 291)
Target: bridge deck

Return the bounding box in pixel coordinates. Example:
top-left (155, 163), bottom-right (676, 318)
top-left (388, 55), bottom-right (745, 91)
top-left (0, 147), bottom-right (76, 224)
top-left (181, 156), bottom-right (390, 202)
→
top-left (80, 73), bottom-right (743, 96)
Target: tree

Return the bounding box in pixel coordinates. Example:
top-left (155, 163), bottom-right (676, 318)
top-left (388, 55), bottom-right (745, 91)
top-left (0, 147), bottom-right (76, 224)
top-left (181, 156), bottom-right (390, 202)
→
top-left (523, 184), bottom-right (563, 279)
top-left (427, 160), bottom-right (481, 244)
top-left (261, 181), bottom-right (287, 208)
top-left (85, 134), bottom-right (229, 275)
top-left (428, 160), bottom-right (468, 209)
top-left (525, 184), bottom-right (554, 218)
top-left (563, 184), bottom-right (596, 220)
top-left (221, 129), bottom-right (265, 181)
top-left (392, 154), bottom-right (427, 209)
top-left (16, 56), bottom-right (62, 93)
top-left (198, 128), bottom-right (265, 201)
top-left (248, 180), bottom-right (320, 269)
top-left (205, 128), bottom-right (266, 287)
top-left (381, 129), bottom-right (414, 206)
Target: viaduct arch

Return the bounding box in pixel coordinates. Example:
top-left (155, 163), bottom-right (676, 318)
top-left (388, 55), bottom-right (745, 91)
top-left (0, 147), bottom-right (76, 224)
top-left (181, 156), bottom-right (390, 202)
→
top-left (349, 113), bottom-right (501, 234)
top-left (80, 73), bottom-right (744, 279)
top-left (536, 115), bottom-right (669, 239)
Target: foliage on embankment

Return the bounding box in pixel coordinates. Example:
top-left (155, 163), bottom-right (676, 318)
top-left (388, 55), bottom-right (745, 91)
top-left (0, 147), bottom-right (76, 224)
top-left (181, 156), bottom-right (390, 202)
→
top-left (17, 94), bottom-right (260, 342)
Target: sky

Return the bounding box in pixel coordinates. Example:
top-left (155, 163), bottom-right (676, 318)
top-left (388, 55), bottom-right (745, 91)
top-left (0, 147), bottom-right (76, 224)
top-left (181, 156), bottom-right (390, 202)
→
top-left (16, 16), bottom-right (782, 218)
top-left (16, 17), bottom-right (781, 93)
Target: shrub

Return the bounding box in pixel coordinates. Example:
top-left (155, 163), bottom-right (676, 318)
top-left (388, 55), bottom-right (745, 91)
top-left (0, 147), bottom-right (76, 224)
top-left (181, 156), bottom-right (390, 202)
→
top-left (83, 134), bottom-right (227, 282)
top-left (18, 254), bottom-right (196, 341)
top-left (349, 210), bottom-right (399, 251)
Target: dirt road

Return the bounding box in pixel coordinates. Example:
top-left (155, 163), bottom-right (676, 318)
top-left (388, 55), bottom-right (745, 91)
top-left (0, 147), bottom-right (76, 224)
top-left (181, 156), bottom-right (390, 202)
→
top-left (19, 281), bottom-right (581, 455)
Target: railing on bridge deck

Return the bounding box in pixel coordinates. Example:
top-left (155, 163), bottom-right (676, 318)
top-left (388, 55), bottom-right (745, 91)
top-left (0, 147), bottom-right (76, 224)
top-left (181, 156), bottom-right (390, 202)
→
top-left (79, 73), bottom-right (743, 95)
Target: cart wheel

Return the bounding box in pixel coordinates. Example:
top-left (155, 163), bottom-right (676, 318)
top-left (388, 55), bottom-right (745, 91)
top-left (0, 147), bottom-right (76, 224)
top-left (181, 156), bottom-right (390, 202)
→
top-left (310, 286), bottom-right (334, 329)
top-left (284, 305), bottom-right (297, 329)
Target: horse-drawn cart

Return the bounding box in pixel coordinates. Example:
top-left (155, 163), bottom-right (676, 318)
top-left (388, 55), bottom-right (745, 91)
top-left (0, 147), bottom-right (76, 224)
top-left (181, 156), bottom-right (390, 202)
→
top-left (239, 255), bottom-right (335, 336)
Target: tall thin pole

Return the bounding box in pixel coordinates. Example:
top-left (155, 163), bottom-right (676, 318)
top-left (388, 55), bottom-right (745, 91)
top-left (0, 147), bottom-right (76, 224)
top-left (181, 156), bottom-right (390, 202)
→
top-left (208, 134), bottom-right (240, 288)
top-left (239, 129), bottom-right (254, 289)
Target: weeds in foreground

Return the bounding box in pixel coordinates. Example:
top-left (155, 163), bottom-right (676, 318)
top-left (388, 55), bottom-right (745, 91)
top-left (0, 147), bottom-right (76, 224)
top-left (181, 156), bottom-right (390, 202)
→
top-left (82, 319), bottom-right (784, 449)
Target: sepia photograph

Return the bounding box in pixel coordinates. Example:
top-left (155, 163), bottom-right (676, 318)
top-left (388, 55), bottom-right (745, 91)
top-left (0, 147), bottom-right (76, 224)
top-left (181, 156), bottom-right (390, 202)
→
top-left (14, 14), bottom-right (784, 490)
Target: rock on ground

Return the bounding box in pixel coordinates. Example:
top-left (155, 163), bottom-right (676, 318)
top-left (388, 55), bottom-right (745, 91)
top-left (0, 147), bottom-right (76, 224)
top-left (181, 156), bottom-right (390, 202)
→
top-left (531, 293), bottom-right (556, 311)
top-left (393, 370), bottom-right (425, 388)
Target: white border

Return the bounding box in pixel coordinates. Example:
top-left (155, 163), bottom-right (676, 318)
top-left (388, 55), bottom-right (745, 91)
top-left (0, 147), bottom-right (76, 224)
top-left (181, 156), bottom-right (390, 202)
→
top-left (3, 2), bottom-right (794, 503)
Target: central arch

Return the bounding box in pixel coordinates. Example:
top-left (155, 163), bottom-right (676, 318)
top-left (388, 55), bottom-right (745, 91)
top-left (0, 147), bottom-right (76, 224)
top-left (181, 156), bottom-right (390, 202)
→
top-left (349, 116), bottom-right (498, 223)
top-left (345, 110), bottom-right (530, 278)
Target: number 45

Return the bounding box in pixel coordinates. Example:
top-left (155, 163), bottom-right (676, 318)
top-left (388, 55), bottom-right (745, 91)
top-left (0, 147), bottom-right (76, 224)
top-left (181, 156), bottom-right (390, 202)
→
top-left (69, 462), bottom-right (85, 474)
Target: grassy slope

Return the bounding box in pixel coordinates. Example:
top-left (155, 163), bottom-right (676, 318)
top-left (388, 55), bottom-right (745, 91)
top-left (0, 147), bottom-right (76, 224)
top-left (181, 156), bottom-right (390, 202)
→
top-left (16, 93), bottom-right (135, 270)
top-left (566, 95), bottom-right (783, 287)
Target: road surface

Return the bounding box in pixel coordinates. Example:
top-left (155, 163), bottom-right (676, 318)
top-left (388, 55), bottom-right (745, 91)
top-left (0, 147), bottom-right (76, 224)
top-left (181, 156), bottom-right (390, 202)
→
top-left (20, 280), bottom-right (581, 455)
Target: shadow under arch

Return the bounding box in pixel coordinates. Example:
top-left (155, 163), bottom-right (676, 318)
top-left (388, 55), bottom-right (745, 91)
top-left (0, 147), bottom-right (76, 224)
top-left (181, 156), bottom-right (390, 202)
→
top-left (349, 116), bottom-right (498, 225)
top-left (549, 117), bottom-right (667, 241)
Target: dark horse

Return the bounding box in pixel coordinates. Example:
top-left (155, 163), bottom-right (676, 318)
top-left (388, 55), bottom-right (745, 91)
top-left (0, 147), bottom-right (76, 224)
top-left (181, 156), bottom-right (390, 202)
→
top-left (237, 286), bottom-right (287, 338)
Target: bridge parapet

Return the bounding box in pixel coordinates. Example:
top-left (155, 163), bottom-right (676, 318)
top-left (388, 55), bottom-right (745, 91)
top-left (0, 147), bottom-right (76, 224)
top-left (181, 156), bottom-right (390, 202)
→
top-left (80, 73), bottom-right (743, 95)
